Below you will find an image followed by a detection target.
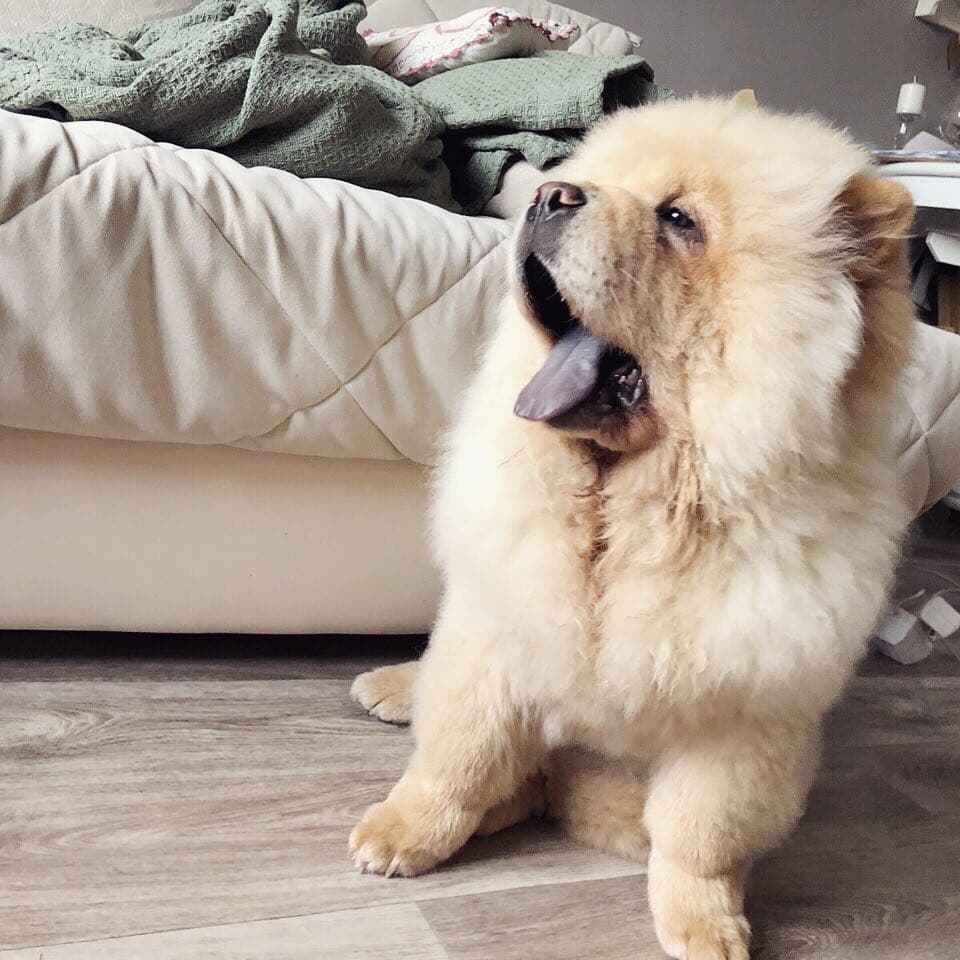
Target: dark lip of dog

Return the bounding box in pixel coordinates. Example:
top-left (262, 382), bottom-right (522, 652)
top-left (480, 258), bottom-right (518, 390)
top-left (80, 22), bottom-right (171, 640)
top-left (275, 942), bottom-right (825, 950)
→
top-left (512, 196), bottom-right (649, 444)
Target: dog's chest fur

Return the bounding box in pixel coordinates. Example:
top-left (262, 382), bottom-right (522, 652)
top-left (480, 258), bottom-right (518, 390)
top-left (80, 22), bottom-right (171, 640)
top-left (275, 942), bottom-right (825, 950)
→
top-left (450, 426), bottom-right (893, 748)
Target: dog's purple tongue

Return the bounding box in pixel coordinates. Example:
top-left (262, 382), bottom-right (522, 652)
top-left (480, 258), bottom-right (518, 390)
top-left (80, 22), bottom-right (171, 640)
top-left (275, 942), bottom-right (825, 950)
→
top-left (514, 324), bottom-right (607, 421)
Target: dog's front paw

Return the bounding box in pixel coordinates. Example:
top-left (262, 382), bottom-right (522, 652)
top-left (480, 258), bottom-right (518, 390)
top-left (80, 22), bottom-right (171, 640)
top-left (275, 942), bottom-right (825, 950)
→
top-left (350, 662), bottom-right (417, 725)
top-left (349, 798), bottom-right (444, 878)
top-left (657, 915), bottom-right (750, 960)
top-left (649, 853), bottom-right (750, 960)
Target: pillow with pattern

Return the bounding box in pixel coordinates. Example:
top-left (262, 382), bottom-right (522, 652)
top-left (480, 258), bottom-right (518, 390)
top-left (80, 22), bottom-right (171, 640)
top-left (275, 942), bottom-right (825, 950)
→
top-left (363, 6), bottom-right (580, 85)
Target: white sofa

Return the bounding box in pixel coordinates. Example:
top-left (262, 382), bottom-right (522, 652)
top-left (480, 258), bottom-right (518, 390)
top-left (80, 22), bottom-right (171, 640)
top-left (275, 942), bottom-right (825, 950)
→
top-left (1, 0), bottom-right (958, 634)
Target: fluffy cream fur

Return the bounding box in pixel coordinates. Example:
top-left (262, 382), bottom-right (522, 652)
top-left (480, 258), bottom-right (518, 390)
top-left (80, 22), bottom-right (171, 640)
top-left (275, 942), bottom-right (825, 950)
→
top-left (349, 99), bottom-right (917, 960)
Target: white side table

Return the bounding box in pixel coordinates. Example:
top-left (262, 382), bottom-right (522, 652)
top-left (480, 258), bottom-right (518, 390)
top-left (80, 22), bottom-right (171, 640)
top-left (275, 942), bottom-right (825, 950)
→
top-left (879, 161), bottom-right (960, 268)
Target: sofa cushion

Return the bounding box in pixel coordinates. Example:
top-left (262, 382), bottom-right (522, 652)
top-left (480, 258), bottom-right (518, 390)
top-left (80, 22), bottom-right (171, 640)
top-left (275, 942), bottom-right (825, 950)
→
top-left (0, 109), bottom-right (511, 463)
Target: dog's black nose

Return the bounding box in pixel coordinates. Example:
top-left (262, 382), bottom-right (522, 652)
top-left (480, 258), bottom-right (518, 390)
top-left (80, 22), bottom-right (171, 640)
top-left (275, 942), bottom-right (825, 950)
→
top-left (528, 181), bottom-right (586, 222)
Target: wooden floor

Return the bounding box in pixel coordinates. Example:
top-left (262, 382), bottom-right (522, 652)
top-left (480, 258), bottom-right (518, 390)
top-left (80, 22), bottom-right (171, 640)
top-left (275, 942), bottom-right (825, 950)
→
top-left (2, 510), bottom-right (959, 959)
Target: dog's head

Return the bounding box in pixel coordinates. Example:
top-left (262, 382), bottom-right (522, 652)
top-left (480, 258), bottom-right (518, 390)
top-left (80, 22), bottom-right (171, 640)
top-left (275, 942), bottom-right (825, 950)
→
top-left (512, 99), bottom-right (915, 476)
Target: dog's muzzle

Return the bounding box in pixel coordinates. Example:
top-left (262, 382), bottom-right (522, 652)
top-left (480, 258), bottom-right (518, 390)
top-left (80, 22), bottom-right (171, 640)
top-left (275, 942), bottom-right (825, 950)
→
top-left (513, 181), bottom-right (647, 428)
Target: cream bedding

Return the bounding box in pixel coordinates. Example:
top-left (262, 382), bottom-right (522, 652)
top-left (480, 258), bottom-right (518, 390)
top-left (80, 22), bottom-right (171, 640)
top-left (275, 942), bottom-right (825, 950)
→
top-left (0, 109), bottom-right (512, 463)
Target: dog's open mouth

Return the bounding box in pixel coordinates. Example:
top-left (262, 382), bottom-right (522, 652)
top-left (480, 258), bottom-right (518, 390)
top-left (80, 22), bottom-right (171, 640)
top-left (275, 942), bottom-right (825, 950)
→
top-left (514, 255), bottom-right (647, 425)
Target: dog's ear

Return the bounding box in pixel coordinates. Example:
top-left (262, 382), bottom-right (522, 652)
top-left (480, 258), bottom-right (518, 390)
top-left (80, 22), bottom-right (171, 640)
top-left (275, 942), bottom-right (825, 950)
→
top-left (836, 174), bottom-right (915, 396)
top-left (836, 174), bottom-right (915, 281)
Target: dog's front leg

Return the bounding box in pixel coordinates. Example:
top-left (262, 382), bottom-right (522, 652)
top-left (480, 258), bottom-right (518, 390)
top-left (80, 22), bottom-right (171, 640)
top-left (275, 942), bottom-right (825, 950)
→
top-left (349, 626), bottom-right (537, 877)
top-left (643, 720), bottom-right (820, 960)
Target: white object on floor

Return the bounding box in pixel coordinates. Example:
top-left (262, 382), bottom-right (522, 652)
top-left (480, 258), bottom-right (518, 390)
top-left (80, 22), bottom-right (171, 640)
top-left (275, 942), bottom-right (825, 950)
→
top-left (943, 483), bottom-right (960, 510)
top-left (872, 608), bottom-right (935, 664)
top-left (872, 592), bottom-right (960, 663)
top-left (917, 594), bottom-right (960, 636)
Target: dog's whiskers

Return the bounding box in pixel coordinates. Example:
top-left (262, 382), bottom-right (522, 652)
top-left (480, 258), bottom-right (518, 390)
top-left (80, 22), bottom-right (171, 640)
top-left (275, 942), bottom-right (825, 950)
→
top-left (608, 283), bottom-right (627, 322)
top-left (615, 265), bottom-right (645, 290)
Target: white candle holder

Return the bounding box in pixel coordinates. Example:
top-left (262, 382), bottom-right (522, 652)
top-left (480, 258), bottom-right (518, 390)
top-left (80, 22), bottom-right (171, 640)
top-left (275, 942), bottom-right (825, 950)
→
top-left (895, 77), bottom-right (927, 149)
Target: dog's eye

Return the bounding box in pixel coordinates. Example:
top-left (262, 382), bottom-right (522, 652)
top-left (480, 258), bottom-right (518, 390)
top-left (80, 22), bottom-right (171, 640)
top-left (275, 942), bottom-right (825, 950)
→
top-left (657, 203), bottom-right (697, 232)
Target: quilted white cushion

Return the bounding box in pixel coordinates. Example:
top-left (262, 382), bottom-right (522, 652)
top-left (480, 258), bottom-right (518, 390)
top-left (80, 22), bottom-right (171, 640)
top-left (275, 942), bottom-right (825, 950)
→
top-left (0, 110), bottom-right (511, 463)
top-left (892, 324), bottom-right (960, 511)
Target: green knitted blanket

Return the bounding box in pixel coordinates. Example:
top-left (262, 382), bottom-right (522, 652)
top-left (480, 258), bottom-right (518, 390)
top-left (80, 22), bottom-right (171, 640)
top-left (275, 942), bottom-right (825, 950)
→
top-left (0, 0), bottom-right (659, 213)
top-left (417, 50), bottom-right (662, 212)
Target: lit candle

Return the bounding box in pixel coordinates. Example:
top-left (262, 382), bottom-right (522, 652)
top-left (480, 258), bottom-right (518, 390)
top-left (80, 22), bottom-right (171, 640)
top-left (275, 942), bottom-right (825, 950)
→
top-left (897, 78), bottom-right (926, 116)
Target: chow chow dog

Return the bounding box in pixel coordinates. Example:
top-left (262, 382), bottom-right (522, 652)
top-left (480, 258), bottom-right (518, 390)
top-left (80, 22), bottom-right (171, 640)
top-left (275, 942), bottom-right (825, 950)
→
top-left (349, 99), bottom-right (916, 959)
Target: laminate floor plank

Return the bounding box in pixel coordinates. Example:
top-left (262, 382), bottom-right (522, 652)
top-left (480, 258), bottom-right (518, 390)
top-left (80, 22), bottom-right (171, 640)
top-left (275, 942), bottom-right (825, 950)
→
top-left (0, 903), bottom-right (448, 960)
top-left (748, 840), bottom-right (960, 960)
top-left (419, 875), bottom-right (662, 960)
top-left (0, 680), bottom-right (641, 950)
